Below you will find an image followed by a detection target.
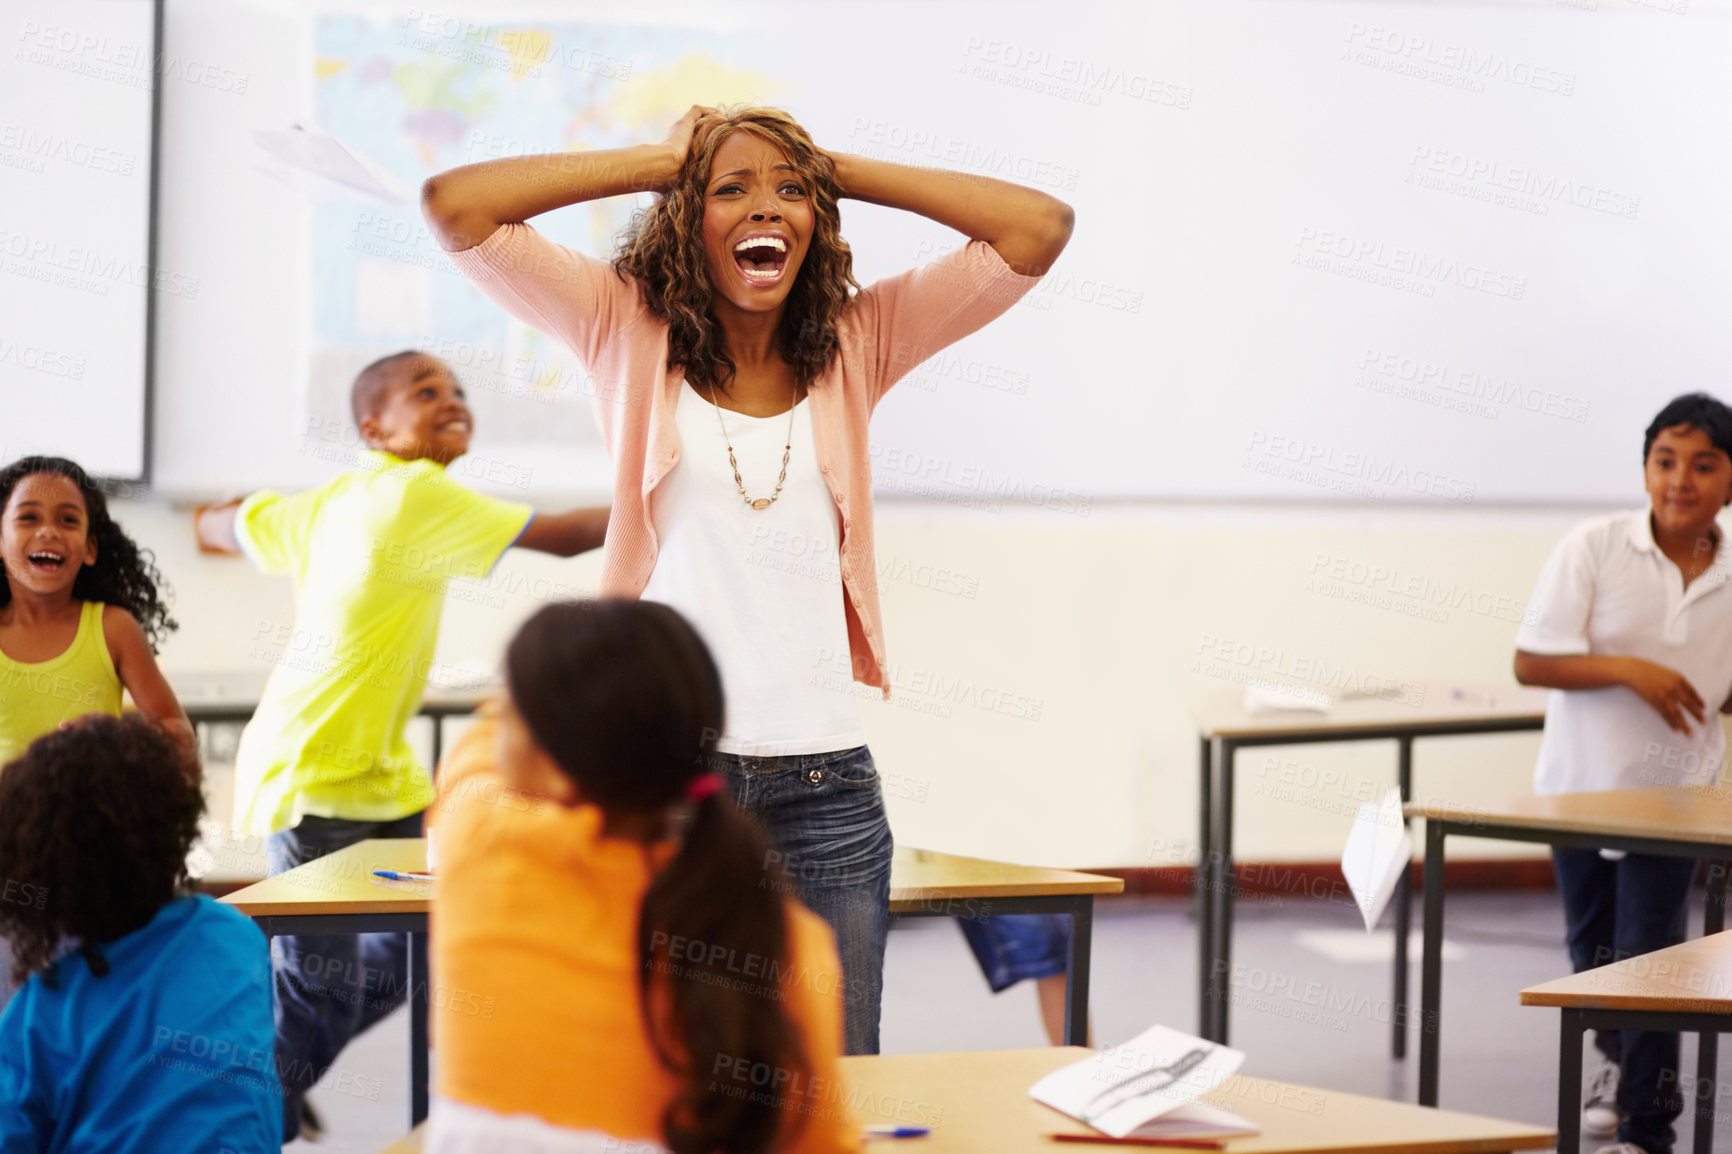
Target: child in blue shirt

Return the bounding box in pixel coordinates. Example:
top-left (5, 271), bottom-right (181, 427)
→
top-left (0, 715), bottom-right (278, 1153)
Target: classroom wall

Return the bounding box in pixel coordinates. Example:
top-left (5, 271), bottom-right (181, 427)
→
top-left (137, 0), bottom-right (1732, 505)
top-left (128, 495), bottom-right (1653, 871)
top-left (129, 0), bottom-right (1713, 874)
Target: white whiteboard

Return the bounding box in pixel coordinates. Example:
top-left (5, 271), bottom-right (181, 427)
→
top-left (150, 0), bottom-right (1732, 503)
top-left (811, 0), bottom-right (1732, 505)
top-left (1, 0), bottom-right (157, 481)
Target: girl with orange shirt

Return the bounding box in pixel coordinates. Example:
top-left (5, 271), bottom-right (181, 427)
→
top-left (428, 599), bottom-right (858, 1154)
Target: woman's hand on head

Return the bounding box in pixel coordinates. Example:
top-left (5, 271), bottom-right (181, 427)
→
top-left (659, 105), bottom-right (718, 182)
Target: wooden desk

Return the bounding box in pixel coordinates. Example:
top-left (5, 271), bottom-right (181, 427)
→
top-left (223, 840), bottom-right (1123, 1128)
top-left (1523, 931), bottom-right (1732, 1154)
top-left (891, 848), bottom-right (1123, 1048)
top-left (1193, 684), bottom-right (1548, 1048)
top-left (1408, 787), bottom-right (1732, 1110)
top-left (849, 1048), bottom-right (1553, 1153)
top-left (225, 840), bottom-right (436, 1130)
top-left (373, 1048), bottom-right (1554, 1153)
top-left (172, 670), bottom-right (482, 767)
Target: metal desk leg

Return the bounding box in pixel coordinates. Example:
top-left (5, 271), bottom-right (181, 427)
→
top-left (1063, 895), bottom-right (1094, 1047)
top-left (1705, 858), bottom-right (1728, 1154)
top-left (1419, 820), bottom-right (1446, 1107)
top-left (1695, 1028), bottom-right (1718, 1154)
top-left (409, 930), bottom-right (429, 1127)
top-left (1210, 739), bottom-right (1238, 1044)
top-left (259, 926), bottom-right (294, 1139)
top-left (1393, 735), bottom-right (1414, 1061)
top-left (1196, 736), bottom-right (1214, 1038)
top-left (1558, 1008), bottom-right (1584, 1154)
top-left (1707, 860), bottom-right (1728, 936)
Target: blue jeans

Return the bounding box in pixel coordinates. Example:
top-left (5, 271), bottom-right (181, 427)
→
top-left (0, 940), bottom-right (16, 1011)
top-left (715, 745), bottom-right (893, 1055)
top-left (267, 810), bottom-right (424, 1141)
top-left (1554, 847), bottom-right (1699, 1154)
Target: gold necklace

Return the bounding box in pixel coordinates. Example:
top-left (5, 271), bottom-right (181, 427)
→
top-left (705, 380), bottom-right (796, 511)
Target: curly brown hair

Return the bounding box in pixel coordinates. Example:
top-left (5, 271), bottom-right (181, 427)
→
top-left (0, 456), bottom-right (178, 652)
top-left (613, 105), bottom-right (858, 393)
top-left (0, 715), bottom-right (202, 985)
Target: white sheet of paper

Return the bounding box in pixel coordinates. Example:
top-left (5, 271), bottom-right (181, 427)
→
top-left (425, 660), bottom-right (497, 692)
top-left (1128, 1100), bottom-right (1258, 1139)
top-left (1342, 786), bottom-right (1413, 932)
top-left (251, 124), bottom-right (410, 203)
top-left (1243, 683), bottom-right (1333, 714)
top-left (1028, 1023), bottom-right (1245, 1139)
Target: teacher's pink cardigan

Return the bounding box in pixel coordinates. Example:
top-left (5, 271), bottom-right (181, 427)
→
top-left (450, 224), bottom-right (1040, 693)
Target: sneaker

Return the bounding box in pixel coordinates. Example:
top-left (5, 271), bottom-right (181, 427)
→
top-left (1582, 1062), bottom-right (1621, 1137)
top-left (1592, 1145), bottom-right (1647, 1154)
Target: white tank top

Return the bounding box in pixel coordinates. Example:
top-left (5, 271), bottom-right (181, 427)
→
top-left (641, 384), bottom-right (867, 757)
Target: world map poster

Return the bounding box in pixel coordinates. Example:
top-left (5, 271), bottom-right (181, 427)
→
top-left (309, 14), bottom-right (783, 470)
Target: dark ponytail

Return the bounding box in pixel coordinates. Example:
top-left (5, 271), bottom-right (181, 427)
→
top-left (504, 600), bottom-right (808, 1154)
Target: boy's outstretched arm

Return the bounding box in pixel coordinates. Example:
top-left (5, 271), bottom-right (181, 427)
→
top-left (103, 607), bottom-right (199, 776)
top-left (1515, 649), bottom-right (1706, 735)
top-left (513, 506), bottom-right (610, 558)
top-left (193, 497), bottom-right (246, 555)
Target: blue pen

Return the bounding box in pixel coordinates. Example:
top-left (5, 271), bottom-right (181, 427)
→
top-left (373, 869), bottom-right (435, 882)
top-left (864, 1125), bottom-right (930, 1139)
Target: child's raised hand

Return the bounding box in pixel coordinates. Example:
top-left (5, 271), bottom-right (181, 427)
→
top-left (193, 497), bottom-right (245, 555)
top-left (1624, 658), bottom-right (1707, 734)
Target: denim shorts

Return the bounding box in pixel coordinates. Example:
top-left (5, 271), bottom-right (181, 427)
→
top-left (958, 913), bottom-right (1072, 993)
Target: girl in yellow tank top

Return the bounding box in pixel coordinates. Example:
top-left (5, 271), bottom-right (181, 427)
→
top-left (0, 457), bottom-right (194, 771)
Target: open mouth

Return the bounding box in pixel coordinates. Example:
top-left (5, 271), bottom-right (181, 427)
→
top-left (733, 234), bottom-right (790, 286)
top-left (26, 550), bottom-right (66, 570)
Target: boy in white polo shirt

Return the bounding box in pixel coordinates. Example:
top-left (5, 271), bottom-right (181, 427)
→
top-left (1515, 392), bottom-right (1732, 1154)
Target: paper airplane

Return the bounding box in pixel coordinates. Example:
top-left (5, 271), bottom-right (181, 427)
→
top-left (1341, 786), bottom-right (1412, 932)
top-left (251, 123), bottom-right (411, 203)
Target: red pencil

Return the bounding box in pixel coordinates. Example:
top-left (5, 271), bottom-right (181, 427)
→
top-left (1047, 1134), bottom-right (1227, 1150)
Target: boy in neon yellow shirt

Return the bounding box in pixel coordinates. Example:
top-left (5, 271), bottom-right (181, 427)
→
top-left (196, 350), bottom-right (607, 1141)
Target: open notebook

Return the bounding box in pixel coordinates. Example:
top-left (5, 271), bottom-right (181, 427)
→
top-left (1029, 1024), bottom-right (1258, 1141)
